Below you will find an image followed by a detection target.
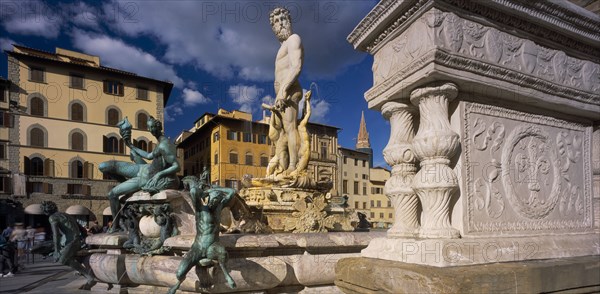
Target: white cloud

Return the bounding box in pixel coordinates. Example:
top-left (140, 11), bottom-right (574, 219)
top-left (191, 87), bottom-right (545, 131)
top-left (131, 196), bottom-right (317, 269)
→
top-left (2, 1), bottom-right (62, 38)
top-left (299, 88), bottom-right (331, 123)
top-left (182, 88), bottom-right (210, 106)
top-left (71, 29), bottom-right (184, 87)
top-left (103, 1), bottom-right (373, 81)
top-left (164, 103), bottom-right (183, 122)
top-left (0, 38), bottom-right (17, 52)
top-left (68, 2), bottom-right (101, 30)
top-left (261, 95), bottom-right (275, 106)
top-left (228, 84), bottom-right (264, 113)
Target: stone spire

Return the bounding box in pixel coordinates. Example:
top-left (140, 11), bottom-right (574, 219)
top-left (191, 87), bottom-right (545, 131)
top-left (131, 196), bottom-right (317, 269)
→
top-left (356, 111), bottom-right (371, 149)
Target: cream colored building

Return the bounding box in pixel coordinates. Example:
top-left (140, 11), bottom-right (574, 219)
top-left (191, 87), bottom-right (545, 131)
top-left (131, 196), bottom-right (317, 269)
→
top-left (368, 167), bottom-right (392, 228)
top-left (338, 147), bottom-right (371, 214)
top-left (3, 45), bottom-right (172, 225)
top-left (177, 109), bottom-right (340, 193)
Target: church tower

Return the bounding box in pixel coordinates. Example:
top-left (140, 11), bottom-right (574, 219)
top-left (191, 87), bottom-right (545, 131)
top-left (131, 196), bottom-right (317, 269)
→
top-left (356, 111), bottom-right (373, 167)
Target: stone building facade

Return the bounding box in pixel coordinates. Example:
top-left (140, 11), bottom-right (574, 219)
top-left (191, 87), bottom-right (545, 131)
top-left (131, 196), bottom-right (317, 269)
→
top-left (338, 147), bottom-right (371, 213)
top-left (2, 45), bottom-right (172, 226)
top-left (177, 109), bottom-right (340, 193)
top-left (367, 167), bottom-right (392, 228)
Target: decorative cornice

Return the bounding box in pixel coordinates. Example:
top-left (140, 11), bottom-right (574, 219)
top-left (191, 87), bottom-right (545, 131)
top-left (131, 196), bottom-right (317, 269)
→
top-left (365, 50), bottom-right (600, 109)
top-left (349, 0), bottom-right (600, 60)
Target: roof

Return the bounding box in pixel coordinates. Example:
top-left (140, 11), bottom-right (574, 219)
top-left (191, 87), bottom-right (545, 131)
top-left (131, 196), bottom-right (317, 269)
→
top-left (339, 146), bottom-right (371, 155)
top-left (6, 45), bottom-right (173, 105)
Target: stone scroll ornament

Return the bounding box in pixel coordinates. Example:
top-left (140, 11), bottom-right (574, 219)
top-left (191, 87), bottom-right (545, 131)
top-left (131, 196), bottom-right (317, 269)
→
top-left (168, 177), bottom-right (238, 294)
top-left (99, 116), bottom-right (180, 233)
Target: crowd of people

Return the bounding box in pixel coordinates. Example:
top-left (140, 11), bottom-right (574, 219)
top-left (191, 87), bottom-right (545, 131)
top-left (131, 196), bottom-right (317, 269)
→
top-left (0, 219), bottom-right (107, 278)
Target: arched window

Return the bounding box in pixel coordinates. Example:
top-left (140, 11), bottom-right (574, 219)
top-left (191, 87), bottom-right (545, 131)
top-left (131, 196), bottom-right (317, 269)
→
top-left (71, 132), bottom-right (84, 150)
top-left (229, 150), bottom-right (238, 164)
top-left (30, 97), bottom-right (44, 116)
top-left (30, 128), bottom-right (45, 147)
top-left (70, 160), bottom-right (83, 178)
top-left (137, 140), bottom-right (148, 152)
top-left (245, 152), bottom-right (253, 165)
top-left (31, 157), bottom-right (44, 176)
top-left (137, 112), bottom-right (148, 130)
top-left (107, 137), bottom-right (119, 153)
top-left (71, 103), bottom-right (84, 121)
top-left (260, 154), bottom-right (269, 167)
top-left (107, 108), bottom-right (120, 126)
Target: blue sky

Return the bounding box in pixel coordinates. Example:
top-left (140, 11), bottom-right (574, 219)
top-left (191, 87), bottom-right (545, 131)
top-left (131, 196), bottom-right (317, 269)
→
top-left (0, 0), bottom-right (390, 167)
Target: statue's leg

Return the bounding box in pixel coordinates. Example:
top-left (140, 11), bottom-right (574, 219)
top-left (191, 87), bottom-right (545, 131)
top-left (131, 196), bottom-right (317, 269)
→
top-left (168, 245), bottom-right (201, 294)
top-left (108, 178), bottom-right (141, 233)
top-left (208, 243), bottom-right (236, 289)
top-left (59, 242), bottom-right (96, 290)
top-left (284, 93), bottom-right (302, 172)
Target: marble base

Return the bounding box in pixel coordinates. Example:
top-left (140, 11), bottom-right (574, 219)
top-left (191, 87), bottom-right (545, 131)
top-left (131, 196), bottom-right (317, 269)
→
top-left (335, 255), bottom-right (600, 294)
top-left (361, 234), bottom-right (600, 267)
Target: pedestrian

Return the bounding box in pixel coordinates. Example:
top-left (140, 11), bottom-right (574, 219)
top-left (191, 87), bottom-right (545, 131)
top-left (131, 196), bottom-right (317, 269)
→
top-left (9, 223), bottom-right (27, 263)
top-left (26, 226), bottom-right (36, 252)
top-left (1, 225), bottom-right (12, 239)
top-left (0, 235), bottom-right (15, 277)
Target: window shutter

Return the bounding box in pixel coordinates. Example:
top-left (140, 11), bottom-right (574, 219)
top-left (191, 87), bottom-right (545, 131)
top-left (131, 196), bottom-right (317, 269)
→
top-left (84, 162), bottom-right (93, 179)
top-left (24, 156), bottom-right (30, 175)
top-left (118, 83), bottom-right (124, 96)
top-left (43, 182), bottom-right (50, 194)
top-left (103, 135), bottom-right (108, 152)
top-left (84, 184), bottom-right (91, 196)
top-left (103, 80), bottom-right (108, 93)
top-left (44, 159), bottom-right (55, 177)
top-left (26, 181), bottom-right (32, 194)
top-left (148, 141), bottom-right (154, 151)
top-left (3, 177), bottom-right (11, 194)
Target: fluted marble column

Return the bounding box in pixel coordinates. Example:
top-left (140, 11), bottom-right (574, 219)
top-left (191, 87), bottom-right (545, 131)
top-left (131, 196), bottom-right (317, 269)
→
top-left (410, 82), bottom-right (460, 239)
top-left (382, 102), bottom-right (420, 238)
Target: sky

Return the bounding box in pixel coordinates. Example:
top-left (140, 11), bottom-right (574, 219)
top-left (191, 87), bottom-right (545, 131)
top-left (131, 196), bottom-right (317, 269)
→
top-left (0, 0), bottom-right (391, 167)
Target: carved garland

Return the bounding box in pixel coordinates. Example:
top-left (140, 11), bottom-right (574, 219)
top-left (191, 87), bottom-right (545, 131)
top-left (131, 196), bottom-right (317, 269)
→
top-left (463, 102), bottom-right (592, 233)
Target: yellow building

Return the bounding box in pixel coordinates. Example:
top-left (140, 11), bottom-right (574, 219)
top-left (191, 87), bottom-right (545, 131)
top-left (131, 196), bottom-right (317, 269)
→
top-left (177, 109), bottom-right (340, 192)
top-left (0, 77), bottom-right (11, 196)
top-left (338, 147), bottom-right (371, 214)
top-left (368, 167), bottom-right (392, 228)
top-left (3, 45), bottom-right (172, 225)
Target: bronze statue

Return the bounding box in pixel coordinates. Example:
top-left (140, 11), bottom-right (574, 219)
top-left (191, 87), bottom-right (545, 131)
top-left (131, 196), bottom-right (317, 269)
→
top-left (100, 116), bottom-right (180, 232)
top-left (167, 177), bottom-right (237, 294)
top-left (42, 201), bottom-right (97, 290)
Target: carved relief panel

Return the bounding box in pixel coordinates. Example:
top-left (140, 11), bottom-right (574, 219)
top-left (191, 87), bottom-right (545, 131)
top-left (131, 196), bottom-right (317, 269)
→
top-left (462, 102), bottom-right (592, 235)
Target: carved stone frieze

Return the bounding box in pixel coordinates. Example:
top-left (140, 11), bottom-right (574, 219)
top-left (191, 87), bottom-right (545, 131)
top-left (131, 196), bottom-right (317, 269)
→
top-left (463, 102), bottom-right (592, 234)
top-left (369, 8), bottom-right (600, 106)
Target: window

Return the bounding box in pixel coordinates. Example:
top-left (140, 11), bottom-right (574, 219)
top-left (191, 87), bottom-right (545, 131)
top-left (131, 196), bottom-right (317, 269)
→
top-left (71, 103), bottom-right (84, 121)
top-left (370, 200), bottom-right (374, 207)
top-left (225, 179), bottom-right (239, 191)
top-left (137, 113), bottom-right (148, 130)
top-left (380, 213), bottom-right (384, 218)
top-left (227, 131), bottom-right (238, 141)
top-left (243, 132), bottom-right (252, 143)
top-left (354, 201), bottom-right (359, 209)
top-left (342, 180), bottom-right (348, 194)
top-left (343, 156), bottom-right (347, 164)
top-left (30, 67), bottom-right (44, 83)
top-left (137, 87), bottom-right (148, 100)
top-left (387, 201), bottom-right (391, 207)
top-left (70, 74), bottom-right (84, 89)
top-left (354, 159), bottom-right (358, 166)
top-left (377, 200), bottom-right (381, 207)
top-left (370, 212), bottom-right (374, 218)
top-left (104, 80), bottom-right (124, 96)
top-left (213, 131), bottom-right (219, 142)
top-left (245, 152), bottom-right (253, 165)
top-left (320, 141), bottom-right (328, 159)
top-left (362, 202), bottom-right (366, 209)
top-left (30, 127), bottom-right (44, 147)
top-left (30, 97), bottom-right (44, 116)
top-left (0, 111), bottom-right (13, 128)
top-left (137, 140), bottom-right (148, 152)
top-left (0, 85), bottom-right (5, 102)
top-left (214, 152), bottom-right (219, 164)
top-left (363, 184), bottom-right (367, 195)
top-left (30, 157), bottom-right (44, 176)
top-left (353, 181), bottom-right (359, 194)
top-left (104, 136), bottom-right (120, 153)
top-left (258, 134), bottom-right (267, 144)
top-left (0, 143), bottom-right (5, 159)
top-left (71, 132), bottom-right (84, 150)
top-left (260, 154), bottom-right (269, 167)
top-left (389, 213), bottom-right (393, 218)
top-left (71, 160), bottom-right (84, 178)
top-left (229, 150), bottom-right (238, 164)
top-left (355, 173), bottom-right (358, 179)
top-left (363, 160), bottom-right (367, 167)
top-left (362, 174), bottom-right (368, 180)
top-left (107, 108), bottom-right (120, 125)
